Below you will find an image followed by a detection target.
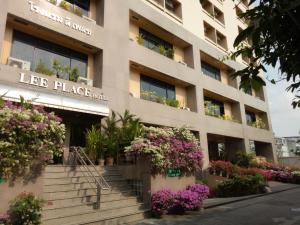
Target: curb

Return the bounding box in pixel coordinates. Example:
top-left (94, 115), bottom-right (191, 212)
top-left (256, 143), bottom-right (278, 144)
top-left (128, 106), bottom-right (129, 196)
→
top-left (203, 185), bottom-right (300, 209)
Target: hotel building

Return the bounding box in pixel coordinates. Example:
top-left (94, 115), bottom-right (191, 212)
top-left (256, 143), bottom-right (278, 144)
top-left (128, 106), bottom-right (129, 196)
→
top-left (0, 0), bottom-right (277, 167)
top-left (0, 0), bottom-right (279, 223)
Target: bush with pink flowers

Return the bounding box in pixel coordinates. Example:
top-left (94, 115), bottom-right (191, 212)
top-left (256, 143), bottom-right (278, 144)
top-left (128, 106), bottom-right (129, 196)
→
top-left (125, 126), bottom-right (203, 174)
top-left (0, 100), bottom-right (65, 178)
top-left (151, 184), bottom-right (210, 217)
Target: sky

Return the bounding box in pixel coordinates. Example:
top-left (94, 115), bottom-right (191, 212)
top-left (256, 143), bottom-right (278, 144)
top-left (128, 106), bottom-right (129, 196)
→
top-left (266, 66), bottom-right (300, 137)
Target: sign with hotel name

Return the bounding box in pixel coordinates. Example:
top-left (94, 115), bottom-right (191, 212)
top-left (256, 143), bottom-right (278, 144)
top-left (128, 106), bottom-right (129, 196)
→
top-left (19, 73), bottom-right (108, 102)
top-left (28, 1), bottom-right (92, 36)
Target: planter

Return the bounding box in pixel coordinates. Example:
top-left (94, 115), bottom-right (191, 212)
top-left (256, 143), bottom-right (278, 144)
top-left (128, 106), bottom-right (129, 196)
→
top-left (105, 157), bottom-right (114, 166)
top-left (98, 159), bottom-right (105, 167)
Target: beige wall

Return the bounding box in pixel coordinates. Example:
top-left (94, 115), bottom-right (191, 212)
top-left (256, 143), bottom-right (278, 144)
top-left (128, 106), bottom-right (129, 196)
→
top-left (0, 164), bottom-right (44, 212)
top-left (129, 20), bottom-right (139, 40)
top-left (176, 86), bottom-right (187, 107)
top-left (0, 24), bottom-right (12, 65)
top-left (224, 102), bottom-right (232, 117)
top-left (174, 46), bottom-right (184, 62)
top-left (129, 69), bottom-right (141, 98)
top-left (220, 69), bottom-right (228, 85)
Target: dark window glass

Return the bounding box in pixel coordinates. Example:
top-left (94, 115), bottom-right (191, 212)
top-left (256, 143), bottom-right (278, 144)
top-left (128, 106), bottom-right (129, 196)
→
top-left (141, 75), bottom-right (175, 100)
top-left (11, 30), bottom-right (88, 79)
top-left (204, 96), bottom-right (224, 116)
top-left (243, 87), bottom-right (253, 95)
top-left (201, 61), bottom-right (221, 81)
top-left (139, 28), bottom-right (173, 58)
top-left (65, 0), bottom-right (90, 16)
top-left (246, 111), bottom-right (256, 124)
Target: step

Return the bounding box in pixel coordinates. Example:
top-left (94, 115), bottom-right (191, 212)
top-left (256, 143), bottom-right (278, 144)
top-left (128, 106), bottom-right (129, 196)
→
top-left (43, 177), bottom-right (127, 185)
top-left (44, 189), bottom-right (135, 202)
top-left (44, 171), bottom-right (122, 179)
top-left (45, 165), bottom-right (120, 173)
top-left (43, 203), bottom-right (145, 225)
top-left (44, 196), bottom-right (140, 210)
top-left (43, 182), bottom-right (129, 193)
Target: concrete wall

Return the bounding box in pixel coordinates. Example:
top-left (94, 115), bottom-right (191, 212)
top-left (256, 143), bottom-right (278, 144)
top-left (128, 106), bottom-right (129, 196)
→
top-left (278, 157), bottom-right (300, 168)
top-left (0, 162), bottom-right (44, 212)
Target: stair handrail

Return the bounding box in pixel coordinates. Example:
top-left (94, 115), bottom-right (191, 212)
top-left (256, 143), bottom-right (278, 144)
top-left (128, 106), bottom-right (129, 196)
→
top-left (71, 146), bottom-right (111, 209)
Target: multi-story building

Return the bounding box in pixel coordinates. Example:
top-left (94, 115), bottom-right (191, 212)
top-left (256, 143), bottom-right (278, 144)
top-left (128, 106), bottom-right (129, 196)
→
top-left (0, 0), bottom-right (277, 168)
top-left (276, 136), bottom-right (300, 158)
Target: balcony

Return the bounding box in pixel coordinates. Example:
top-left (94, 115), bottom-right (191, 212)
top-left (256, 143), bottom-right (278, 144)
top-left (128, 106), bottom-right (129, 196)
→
top-left (129, 62), bottom-right (198, 113)
top-left (204, 21), bottom-right (228, 51)
top-left (200, 51), bottom-right (238, 89)
top-left (145, 0), bottom-right (182, 22)
top-left (201, 0), bottom-right (225, 26)
top-left (129, 11), bottom-right (194, 68)
top-left (45, 0), bottom-right (103, 25)
top-left (204, 90), bottom-right (242, 124)
top-left (245, 105), bottom-right (269, 130)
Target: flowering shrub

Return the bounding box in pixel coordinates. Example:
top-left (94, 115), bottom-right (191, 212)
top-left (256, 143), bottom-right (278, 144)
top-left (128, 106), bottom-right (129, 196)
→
top-left (8, 192), bottom-right (44, 225)
top-left (0, 101), bottom-right (65, 178)
top-left (210, 160), bottom-right (300, 184)
top-left (216, 174), bottom-right (267, 197)
top-left (125, 126), bottom-right (203, 174)
top-left (151, 189), bottom-right (174, 217)
top-left (151, 184), bottom-right (209, 217)
top-left (0, 213), bottom-right (9, 225)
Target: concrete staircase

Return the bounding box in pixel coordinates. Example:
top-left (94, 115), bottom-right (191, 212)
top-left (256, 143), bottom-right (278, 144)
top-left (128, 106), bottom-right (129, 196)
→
top-left (42, 165), bottom-right (148, 225)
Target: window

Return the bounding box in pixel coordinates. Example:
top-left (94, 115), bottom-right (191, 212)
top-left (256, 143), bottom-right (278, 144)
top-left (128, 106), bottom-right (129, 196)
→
top-left (141, 75), bottom-right (175, 100)
top-left (246, 111), bottom-right (256, 124)
top-left (65, 0), bottom-right (90, 17)
top-left (204, 97), bottom-right (224, 117)
top-left (139, 28), bottom-right (174, 58)
top-left (201, 61), bottom-right (221, 81)
top-left (11, 30), bottom-right (88, 79)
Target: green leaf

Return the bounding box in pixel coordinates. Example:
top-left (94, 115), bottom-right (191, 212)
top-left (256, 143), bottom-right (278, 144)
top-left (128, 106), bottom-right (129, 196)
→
top-left (234, 26), bottom-right (254, 47)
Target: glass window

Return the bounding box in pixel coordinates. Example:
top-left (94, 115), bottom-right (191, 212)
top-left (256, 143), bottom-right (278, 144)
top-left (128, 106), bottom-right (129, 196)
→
top-left (246, 111), bottom-right (256, 124)
top-left (204, 97), bottom-right (224, 116)
top-left (65, 0), bottom-right (90, 16)
top-left (139, 29), bottom-right (173, 58)
top-left (141, 75), bottom-right (175, 100)
top-left (11, 30), bottom-right (88, 79)
top-left (201, 61), bottom-right (221, 81)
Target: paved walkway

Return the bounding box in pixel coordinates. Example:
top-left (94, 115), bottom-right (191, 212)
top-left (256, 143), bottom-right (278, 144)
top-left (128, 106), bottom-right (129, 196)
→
top-left (203, 181), bottom-right (300, 208)
top-left (133, 182), bottom-right (300, 225)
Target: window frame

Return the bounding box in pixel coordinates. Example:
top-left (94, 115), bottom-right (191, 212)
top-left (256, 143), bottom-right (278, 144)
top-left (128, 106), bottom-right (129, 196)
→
top-left (11, 30), bottom-right (88, 79)
top-left (140, 75), bottom-right (176, 100)
top-left (201, 61), bottom-right (221, 81)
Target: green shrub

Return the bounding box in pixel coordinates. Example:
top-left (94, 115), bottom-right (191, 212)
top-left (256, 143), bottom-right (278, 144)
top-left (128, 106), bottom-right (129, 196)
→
top-left (231, 151), bottom-right (255, 168)
top-left (215, 173), bottom-right (267, 197)
top-left (35, 60), bottom-right (54, 76)
top-left (8, 192), bottom-right (43, 225)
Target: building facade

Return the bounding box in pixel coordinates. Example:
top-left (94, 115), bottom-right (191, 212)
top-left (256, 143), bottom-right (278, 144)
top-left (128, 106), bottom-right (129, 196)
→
top-left (0, 0), bottom-right (277, 167)
top-left (276, 136), bottom-right (300, 158)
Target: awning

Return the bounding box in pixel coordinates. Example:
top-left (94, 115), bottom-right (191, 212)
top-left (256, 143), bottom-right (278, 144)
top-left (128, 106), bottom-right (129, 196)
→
top-left (0, 84), bottom-right (109, 116)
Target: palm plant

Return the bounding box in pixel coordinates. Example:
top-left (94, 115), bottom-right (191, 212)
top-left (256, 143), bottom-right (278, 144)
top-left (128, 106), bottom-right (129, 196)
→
top-left (85, 126), bottom-right (101, 162)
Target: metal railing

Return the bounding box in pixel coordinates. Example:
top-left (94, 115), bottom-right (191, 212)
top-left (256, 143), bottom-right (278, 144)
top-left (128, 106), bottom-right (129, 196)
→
top-left (70, 146), bottom-right (110, 209)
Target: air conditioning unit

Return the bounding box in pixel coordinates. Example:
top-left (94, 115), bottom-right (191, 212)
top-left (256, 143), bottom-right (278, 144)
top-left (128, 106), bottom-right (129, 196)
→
top-left (7, 57), bottom-right (31, 71)
top-left (77, 76), bottom-right (93, 86)
top-left (178, 61), bottom-right (187, 66)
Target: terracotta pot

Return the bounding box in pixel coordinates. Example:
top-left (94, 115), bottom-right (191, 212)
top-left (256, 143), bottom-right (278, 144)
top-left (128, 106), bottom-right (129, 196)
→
top-left (105, 157), bottom-right (114, 166)
top-left (98, 159), bottom-right (105, 167)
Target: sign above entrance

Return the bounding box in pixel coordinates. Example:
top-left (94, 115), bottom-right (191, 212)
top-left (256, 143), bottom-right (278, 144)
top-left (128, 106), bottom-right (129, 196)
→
top-left (28, 1), bottom-right (92, 36)
top-left (19, 72), bottom-right (108, 102)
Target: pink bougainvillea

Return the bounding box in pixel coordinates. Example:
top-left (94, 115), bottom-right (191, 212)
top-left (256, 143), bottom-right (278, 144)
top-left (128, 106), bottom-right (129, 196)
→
top-left (125, 126), bottom-right (203, 174)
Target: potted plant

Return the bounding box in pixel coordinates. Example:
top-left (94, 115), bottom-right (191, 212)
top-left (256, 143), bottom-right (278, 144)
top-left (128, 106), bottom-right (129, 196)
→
top-left (136, 34), bottom-right (145, 45)
top-left (85, 126), bottom-right (100, 164)
top-left (49, 0), bottom-right (57, 5)
top-left (74, 7), bottom-right (83, 17)
top-left (59, 0), bottom-right (71, 11)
